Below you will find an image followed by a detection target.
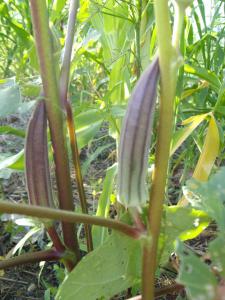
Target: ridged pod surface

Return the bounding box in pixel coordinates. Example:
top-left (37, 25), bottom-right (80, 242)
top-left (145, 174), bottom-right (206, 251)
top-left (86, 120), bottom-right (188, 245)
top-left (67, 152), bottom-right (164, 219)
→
top-left (25, 100), bottom-right (54, 207)
top-left (117, 58), bottom-right (159, 209)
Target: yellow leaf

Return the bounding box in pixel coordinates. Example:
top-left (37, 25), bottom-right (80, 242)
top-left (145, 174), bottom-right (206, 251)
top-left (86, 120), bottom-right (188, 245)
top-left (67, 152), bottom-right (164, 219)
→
top-left (170, 113), bottom-right (208, 156)
top-left (179, 114), bottom-right (220, 206)
top-left (193, 115), bottom-right (219, 181)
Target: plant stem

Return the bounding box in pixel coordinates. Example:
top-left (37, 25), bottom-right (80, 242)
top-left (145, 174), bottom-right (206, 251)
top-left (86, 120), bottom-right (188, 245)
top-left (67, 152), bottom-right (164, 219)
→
top-left (142, 0), bottom-right (177, 299)
top-left (59, 0), bottom-right (79, 107)
top-left (135, 0), bottom-right (142, 78)
top-left (0, 201), bottom-right (141, 239)
top-left (0, 248), bottom-right (62, 270)
top-left (65, 101), bottom-right (93, 252)
top-left (59, 0), bottom-right (93, 252)
top-left (172, 2), bottom-right (185, 50)
top-left (29, 0), bottom-right (80, 263)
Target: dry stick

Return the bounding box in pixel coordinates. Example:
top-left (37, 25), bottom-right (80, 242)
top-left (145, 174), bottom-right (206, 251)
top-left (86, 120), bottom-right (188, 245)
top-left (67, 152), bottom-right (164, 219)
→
top-left (0, 201), bottom-right (141, 239)
top-left (29, 0), bottom-right (80, 264)
top-left (59, 0), bottom-right (93, 252)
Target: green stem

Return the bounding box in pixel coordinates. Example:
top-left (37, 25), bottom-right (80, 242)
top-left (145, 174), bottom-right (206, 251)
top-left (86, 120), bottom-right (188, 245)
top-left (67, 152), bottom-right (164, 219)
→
top-left (0, 201), bottom-right (141, 239)
top-left (60, 0), bottom-right (79, 106)
top-left (29, 0), bottom-right (80, 263)
top-left (135, 0), bottom-right (142, 78)
top-left (142, 1), bottom-right (177, 299)
top-left (172, 1), bottom-right (185, 51)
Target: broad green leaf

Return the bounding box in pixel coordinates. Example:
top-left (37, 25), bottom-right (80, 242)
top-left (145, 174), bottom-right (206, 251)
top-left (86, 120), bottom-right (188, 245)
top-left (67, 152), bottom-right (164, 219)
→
top-left (186, 167), bottom-right (225, 230)
top-left (56, 232), bottom-right (142, 300)
top-left (159, 206), bottom-right (209, 264)
top-left (92, 163), bottom-right (117, 248)
top-left (184, 64), bottom-right (221, 92)
top-left (165, 206), bottom-right (209, 242)
top-left (170, 113), bottom-right (208, 156)
top-left (0, 126), bottom-right (25, 138)
top-left (193, 115), bottom-right (219, 181)
top-left (0, 85), bottom-right (21, 117)
top-left (176, 242), bottom-right (217, 300)
top-left (0, 150), bottom-right (24, 171)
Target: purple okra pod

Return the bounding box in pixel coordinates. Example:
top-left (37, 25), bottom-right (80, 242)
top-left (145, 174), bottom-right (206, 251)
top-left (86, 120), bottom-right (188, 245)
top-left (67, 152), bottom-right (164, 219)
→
top-left (117, 58), bottom-right (159, 210)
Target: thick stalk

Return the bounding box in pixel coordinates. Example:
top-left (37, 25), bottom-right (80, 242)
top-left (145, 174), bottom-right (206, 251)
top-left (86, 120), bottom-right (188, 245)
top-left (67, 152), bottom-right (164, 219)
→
top-left (142, 1), bottom-right (177, 299)
top-left (59, 0), bottom-right (93, 252)
top-left (0, 201), bottom-right (142, 239)
top-left (29, 0), bottom-right (80, 263)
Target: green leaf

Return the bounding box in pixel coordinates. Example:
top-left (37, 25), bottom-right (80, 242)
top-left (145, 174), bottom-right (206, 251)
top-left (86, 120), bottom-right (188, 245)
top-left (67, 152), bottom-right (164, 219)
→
top-left (92, 163), bottom-right (117, 248)
top-left (159, 206), bottom-right (210, 264)
top-left (184, 64), bottom-right (221, 92)
top-left (0, 126), bottom-right (25, 138)
top-left (165, 206), bottom-right (209, 241)
top-left (51, 0), bottom-right (67, 22)
top-left (0, 85), bottom-right (21, 117)
top-left (56, 232), bottom-right (141, 300)
top-left (209, 234), bottom-right (225, 278)
top-left (0, 150), bottom-right (24, 171)
top-left (176, 241), bottom-right (217, 300)
top-left (186, 167), bottom-right (225, 230)
top-left (75, 109), bottom-right (105, 149)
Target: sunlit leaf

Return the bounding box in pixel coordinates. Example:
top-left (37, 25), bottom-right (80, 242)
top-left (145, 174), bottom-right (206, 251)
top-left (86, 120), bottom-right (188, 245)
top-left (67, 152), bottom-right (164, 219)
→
top-left (92, 163), bottom-right (117, 248)
top-left (184, 64), bottom-right (221, 92)
top-left (170, 113), bottom-right (208, 156)
top-left (193, 114), bottom-right (219, 181)
top-left (0, 150), bottom-right (24, 171)
top-left (159, 206), bottom-right (210, 264)
top-left (0, 126), bottom-right (25, 138)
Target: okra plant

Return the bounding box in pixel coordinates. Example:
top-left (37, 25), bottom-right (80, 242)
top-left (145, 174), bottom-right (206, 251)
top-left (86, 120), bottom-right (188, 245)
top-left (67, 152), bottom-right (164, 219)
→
top-left (0, 0), bottom-right (225, 300)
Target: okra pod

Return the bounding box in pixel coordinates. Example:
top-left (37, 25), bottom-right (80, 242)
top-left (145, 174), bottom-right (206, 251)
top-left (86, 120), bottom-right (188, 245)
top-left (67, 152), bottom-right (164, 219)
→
top-left (117, 58), bottom-right (159, 209)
